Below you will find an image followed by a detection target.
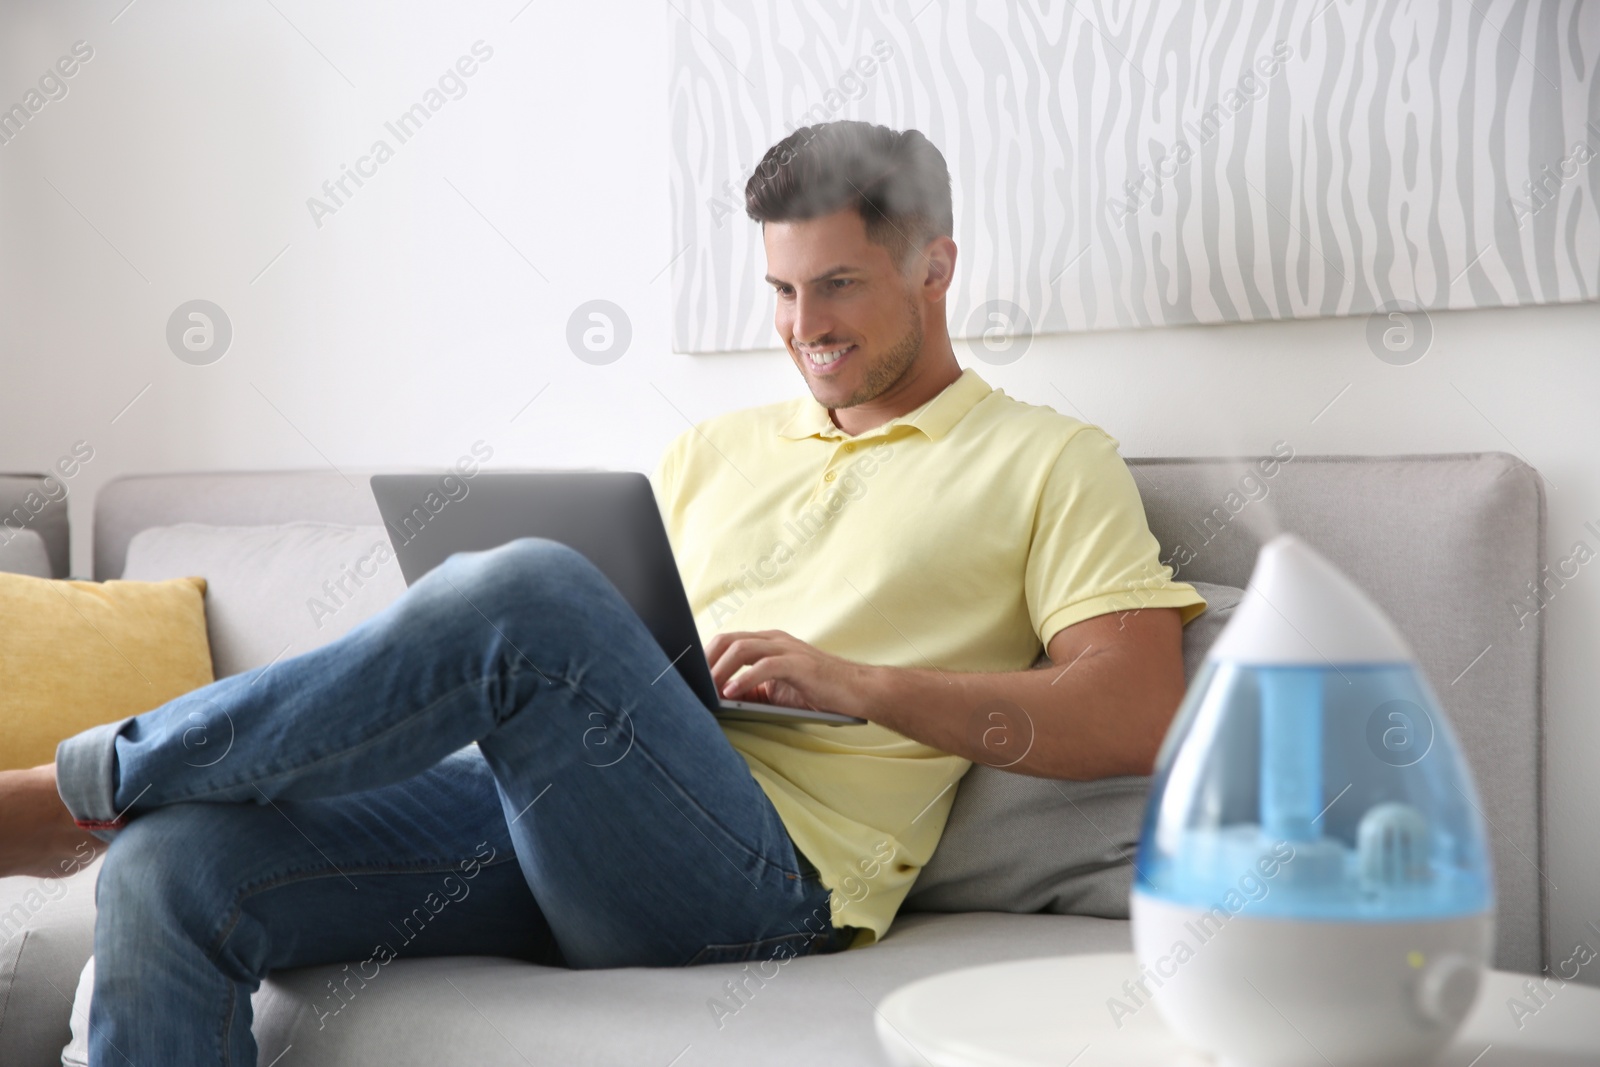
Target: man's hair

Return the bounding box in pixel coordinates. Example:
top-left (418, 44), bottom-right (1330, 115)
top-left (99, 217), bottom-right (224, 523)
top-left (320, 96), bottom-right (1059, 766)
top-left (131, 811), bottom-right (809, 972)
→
top-left (744, 120), bottom-right (953, 268)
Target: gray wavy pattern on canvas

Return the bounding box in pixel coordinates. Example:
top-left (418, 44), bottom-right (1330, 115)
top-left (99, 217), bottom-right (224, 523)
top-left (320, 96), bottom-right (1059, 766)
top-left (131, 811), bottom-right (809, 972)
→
top-left (668, 0), bottom-right (1599, 354)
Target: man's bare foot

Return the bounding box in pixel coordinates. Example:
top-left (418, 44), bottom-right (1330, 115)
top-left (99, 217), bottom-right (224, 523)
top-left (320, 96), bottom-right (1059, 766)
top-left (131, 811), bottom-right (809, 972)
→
top-left (0, 763), bottom-right (102, 879)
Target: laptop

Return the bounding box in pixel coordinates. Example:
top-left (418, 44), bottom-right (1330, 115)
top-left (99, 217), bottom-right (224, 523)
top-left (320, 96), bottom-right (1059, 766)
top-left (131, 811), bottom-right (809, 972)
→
top-left (370, 471), bottom-right (867, 727)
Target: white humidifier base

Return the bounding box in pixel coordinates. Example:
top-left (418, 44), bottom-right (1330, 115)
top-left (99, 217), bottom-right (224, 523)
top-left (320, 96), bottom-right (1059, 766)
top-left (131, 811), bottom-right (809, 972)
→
top-left (1132, 892), bottom-right (1493, 1067)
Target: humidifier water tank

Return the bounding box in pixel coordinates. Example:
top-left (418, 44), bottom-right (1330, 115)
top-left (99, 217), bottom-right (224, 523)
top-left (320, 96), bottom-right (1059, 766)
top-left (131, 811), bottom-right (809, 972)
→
top-left (1130, 534), bottom-right (1494, 1067)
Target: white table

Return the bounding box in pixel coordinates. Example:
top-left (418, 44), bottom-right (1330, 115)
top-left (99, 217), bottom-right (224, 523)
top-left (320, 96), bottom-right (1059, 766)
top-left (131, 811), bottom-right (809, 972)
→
top-left (875, 953), bottom-right (1600, 1067)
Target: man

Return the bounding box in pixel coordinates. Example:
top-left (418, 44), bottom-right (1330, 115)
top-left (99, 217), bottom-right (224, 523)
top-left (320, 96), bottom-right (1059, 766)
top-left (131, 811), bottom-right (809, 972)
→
top-left (0, 120), bottom-right (1204, 1064)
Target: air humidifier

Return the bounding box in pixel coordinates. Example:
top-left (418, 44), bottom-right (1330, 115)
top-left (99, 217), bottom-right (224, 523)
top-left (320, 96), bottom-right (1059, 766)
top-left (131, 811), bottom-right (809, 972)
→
top-left (1130, 534), bottom-right (1494, 1067)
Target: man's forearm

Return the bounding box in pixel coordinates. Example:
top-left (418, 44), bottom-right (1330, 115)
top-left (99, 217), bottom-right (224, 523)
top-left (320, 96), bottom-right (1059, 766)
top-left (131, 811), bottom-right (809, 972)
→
top-left (708, 609), bottom-right (1189, 779)
top-left (845, 614), bottom-right (1188, 780)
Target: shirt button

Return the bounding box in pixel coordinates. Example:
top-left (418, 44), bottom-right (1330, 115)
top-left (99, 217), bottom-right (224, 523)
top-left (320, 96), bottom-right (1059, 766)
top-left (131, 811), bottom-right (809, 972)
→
top-left (843, 443), bottom-right (856, 453)
top-left (824, 471), bottom-right (837, 482)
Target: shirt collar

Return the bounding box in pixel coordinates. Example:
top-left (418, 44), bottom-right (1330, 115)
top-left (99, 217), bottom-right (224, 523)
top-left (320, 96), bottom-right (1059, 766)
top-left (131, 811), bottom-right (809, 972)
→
top-left (777, 367), bottom-right (992, 442)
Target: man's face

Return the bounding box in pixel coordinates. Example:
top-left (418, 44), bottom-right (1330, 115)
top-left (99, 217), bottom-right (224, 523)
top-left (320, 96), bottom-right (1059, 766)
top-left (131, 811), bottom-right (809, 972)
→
top-left (763, 209), bottom-right (924, 410)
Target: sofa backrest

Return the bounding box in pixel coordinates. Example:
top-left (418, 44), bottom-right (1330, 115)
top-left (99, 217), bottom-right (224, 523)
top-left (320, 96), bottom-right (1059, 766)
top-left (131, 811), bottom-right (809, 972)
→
top-left (1125, 451), bottom-right (1545, 973)
top-left (95, 471), bottom-right (382, 582)
top-left (89, 453), bottom-right (1547, 972)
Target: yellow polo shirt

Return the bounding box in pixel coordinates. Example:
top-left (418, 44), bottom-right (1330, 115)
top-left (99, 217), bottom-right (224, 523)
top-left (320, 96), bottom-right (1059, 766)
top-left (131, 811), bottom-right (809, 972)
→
top-left (651, 367), bottom-right (1206, 947)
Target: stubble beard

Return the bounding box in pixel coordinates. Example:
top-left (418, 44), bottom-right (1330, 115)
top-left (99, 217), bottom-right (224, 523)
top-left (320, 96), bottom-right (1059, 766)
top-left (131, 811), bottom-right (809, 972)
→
top-left (828, 296), bottom-right (924, 411)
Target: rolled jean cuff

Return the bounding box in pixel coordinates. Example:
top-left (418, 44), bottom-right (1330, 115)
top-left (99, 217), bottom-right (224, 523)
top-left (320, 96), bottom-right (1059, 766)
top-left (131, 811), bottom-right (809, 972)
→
top-left (55, 716), bottom-right (133, 838)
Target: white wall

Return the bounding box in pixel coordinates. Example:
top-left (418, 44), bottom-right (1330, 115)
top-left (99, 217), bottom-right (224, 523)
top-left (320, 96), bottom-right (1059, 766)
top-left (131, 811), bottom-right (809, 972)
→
top-left (3, 0), bottom-right (1598, 983)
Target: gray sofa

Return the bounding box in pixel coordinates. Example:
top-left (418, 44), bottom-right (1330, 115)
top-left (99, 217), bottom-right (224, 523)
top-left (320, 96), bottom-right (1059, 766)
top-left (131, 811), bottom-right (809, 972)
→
top-left (0, 452), bottom-right (1549, 1065)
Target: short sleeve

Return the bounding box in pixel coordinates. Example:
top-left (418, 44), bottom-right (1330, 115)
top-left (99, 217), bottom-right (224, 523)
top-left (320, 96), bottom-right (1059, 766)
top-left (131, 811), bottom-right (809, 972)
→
top-left (650, 429), bottom-right (691, 528)
top-left (1026, 427), bottom-right (1208, 647)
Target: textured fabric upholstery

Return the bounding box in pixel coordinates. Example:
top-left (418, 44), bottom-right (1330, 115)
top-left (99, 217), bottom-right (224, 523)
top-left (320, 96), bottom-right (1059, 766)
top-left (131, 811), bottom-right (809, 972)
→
top-left (0, 573), bottom-right (212, 770)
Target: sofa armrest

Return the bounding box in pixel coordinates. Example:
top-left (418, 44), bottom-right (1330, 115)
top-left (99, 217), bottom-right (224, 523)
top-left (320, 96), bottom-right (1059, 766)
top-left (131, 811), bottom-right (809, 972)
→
top-left (0, 859), bottom-right (100, 1067)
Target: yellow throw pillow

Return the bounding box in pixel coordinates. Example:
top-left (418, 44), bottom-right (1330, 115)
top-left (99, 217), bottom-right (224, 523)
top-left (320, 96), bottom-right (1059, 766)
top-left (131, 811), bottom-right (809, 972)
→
top-left (0, 573), bottom-right (213, 771)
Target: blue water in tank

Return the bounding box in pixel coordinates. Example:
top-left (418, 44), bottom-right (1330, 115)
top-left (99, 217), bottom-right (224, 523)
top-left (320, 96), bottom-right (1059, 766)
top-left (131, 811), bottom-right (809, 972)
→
top-left (1134, 658), bottom-right (1494, 922)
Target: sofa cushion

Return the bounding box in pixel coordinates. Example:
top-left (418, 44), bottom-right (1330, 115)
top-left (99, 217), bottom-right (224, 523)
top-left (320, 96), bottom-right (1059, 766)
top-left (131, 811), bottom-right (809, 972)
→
top-left (65, 911), bottom-right (1133, 1067)
top-left (121, 523), bottom-right (407, 679)
top-left (244, 911), bottom-right (1128, 1067)
top-left (901, 582), bottom-right (1243, 918)
top-left (0, 573), bottom-right (213, 771)
top-left (0, 529), bottom-right (52, 578)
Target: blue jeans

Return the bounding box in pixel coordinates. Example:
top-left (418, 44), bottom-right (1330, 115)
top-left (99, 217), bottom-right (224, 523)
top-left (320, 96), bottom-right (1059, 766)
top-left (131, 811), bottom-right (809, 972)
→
top-left (56, 538), bottom-right (856, 1066)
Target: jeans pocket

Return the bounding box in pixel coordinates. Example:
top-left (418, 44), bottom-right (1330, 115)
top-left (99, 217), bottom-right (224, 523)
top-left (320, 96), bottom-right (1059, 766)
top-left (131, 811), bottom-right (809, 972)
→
top-left (685, 929), bottom-right (822, 967)
top-left (791, 841), bottom-right (823, 883)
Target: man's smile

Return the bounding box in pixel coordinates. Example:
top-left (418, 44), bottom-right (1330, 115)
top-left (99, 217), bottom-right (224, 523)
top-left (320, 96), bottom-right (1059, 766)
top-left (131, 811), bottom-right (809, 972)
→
top-left (799, 343), bottom-right (857, 374)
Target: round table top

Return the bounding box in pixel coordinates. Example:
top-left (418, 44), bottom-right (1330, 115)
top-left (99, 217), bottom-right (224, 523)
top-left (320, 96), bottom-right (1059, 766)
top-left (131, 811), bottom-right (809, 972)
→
top-left (874, 952), bottom-right (1600, 1067)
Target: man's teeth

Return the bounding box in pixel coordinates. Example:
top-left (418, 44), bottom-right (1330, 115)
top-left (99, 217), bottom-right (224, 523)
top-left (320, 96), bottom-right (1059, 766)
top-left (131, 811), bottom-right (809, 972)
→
top-left (807, 346), bottom-right (851, 365)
